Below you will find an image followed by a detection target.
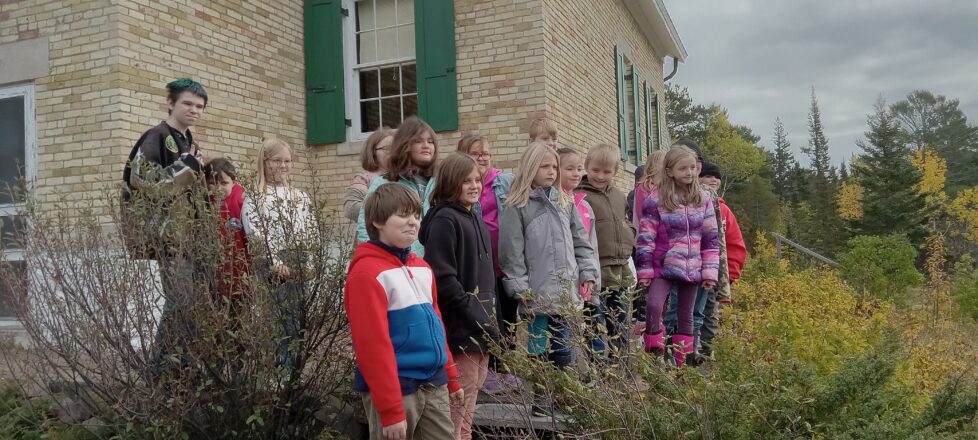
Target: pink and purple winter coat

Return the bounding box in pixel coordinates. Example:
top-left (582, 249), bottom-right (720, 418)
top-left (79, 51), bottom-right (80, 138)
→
top-left (635, 188), bottom-right (721, 283)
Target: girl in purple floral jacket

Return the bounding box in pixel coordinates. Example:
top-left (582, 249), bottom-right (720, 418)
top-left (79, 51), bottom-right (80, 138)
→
top-left (635, 145), bottom-right (720, 367)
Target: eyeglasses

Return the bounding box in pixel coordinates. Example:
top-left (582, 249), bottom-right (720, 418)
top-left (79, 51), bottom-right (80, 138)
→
top-left (470, 151), bottom-right (491, 159)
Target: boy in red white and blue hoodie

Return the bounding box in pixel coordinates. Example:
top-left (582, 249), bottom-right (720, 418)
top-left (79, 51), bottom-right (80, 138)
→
top-left (345, 183), bottom-right (463, 440)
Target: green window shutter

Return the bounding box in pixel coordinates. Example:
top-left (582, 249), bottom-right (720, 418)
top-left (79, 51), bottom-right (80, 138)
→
top-left (632, 70), bottom-right (642, 164)
top-left (305, 0), bottom-right (345, 144)
top-left (654, 91), bottom-right (662, 149)
top-left (416, 0), bottom-right (458, 132)
top-left (615, 46), bottom-right (627, 161)
top-left (644, 82), bottom-right (653, 154)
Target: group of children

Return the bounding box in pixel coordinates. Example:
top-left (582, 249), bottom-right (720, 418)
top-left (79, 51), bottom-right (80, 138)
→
top-left (344, 116), bottom-right (746, 439)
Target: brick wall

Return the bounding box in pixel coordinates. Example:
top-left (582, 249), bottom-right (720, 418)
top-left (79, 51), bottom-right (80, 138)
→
top-left (543, 0), bottom-right (670, 189)
top-left (0, 0), bottom-right (307, 220)
top-left (114, 0), bottom-right (307, 188)
top-left (311, 0), bottom-right (548, 221)
top-left (1, 0), bottom-right (120, 219)
top-left (4, 0), bottom-right (673, 219)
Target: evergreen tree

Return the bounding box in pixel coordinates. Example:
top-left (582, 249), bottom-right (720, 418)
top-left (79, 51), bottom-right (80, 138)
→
top-left (802, 88), bottom-right (845, 254)
top-left (840, 160), bottom-right (849, 181)
top-left (891, 90), bottom-right (978, 195)
top-left (665, 84), bottom-right (711, 142)
top-left (791, 162), bottom-right (812, 205)
top-left (804, 88), bottom-right (834, 190)
top-left (771, 117), bottom-right (795, 202)
top-left (853, 98), bottom-right (929, 245)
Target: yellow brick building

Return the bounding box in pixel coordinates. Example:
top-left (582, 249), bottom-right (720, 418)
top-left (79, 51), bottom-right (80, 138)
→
top-left (0, 0), bottom-right (685, 320)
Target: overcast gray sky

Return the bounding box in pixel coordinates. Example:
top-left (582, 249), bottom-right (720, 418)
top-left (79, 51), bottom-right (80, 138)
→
top-left (662, 0), bottom-right (978, 166)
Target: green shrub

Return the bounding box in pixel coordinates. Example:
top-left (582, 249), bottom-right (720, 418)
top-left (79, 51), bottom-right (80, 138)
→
top-left (838, 235), bottom-right (924, 304)
top-left (951, 255), bottom-right (978, 321)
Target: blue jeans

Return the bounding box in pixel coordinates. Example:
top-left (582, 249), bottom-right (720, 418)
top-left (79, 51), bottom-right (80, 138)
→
top-left (528, 314), bottom-right (573, 368)
top-left (585, 287), bottom-right (629, 357)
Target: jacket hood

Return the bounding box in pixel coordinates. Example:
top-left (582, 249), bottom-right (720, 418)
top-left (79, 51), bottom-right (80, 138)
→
top-left (573, 191), bottom-right (587, 206)
top-left (350, 241), bottom-right (413, 269)
top-left (579, 176), bottom-right (612, 194)
top-left (483, 167), bottom-right (501, 186)
top-left (418, 201), bottom-right (474, 246)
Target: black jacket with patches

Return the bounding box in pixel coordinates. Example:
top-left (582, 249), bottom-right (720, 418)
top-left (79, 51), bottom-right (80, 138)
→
top-left (121, 121), bottom-right (204, 258)
top-left (419, 201), bottom-right (500, 354)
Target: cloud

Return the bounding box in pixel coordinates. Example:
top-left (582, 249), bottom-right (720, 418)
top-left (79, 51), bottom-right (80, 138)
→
top-left (663, 0), bottom-right (978, 165)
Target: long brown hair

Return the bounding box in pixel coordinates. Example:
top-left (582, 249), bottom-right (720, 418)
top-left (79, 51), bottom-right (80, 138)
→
top-left (659, 145), bottom-right (703, 211)
top-left (384, 116), bottom-right (438, 181)
top-left (430, 153), bottom-right (480, 205)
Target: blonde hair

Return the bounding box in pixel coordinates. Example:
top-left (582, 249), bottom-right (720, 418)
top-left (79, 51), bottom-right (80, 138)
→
top-left (584, 143), bottom-right (620, 171)
top-left (555, 147), bottom-right (580, 163)
top-left (360, 127), bottom-right (394, 172)
top-left (256, 138), bottom-right (294, 190)
top-left (659, 145), bottom-right (703, 211)
top-left (456, 132), bottom-right (486, 154)
top-left (506, 142), bottom-right (567, 208)
top-left (528, 118), bottom-right (557, 140)
top-left (640, 149), bottom-right (667, 191)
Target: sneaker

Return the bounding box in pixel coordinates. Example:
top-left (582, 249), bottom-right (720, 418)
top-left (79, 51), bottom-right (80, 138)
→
top-left (686, 352), bottom-right (705, 367)
top-left (498, 373), bottom-right (523, 393)
top-left (699, 345), bottom-right (715, 362)
top-left (481, 371), bottom-right (506, 395)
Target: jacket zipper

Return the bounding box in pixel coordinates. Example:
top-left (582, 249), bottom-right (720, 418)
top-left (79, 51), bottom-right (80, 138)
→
top-left (684, 205), bottom-right (691, 276)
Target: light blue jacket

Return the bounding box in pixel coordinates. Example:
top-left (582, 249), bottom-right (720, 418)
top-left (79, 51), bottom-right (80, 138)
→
top-left (473, 171), bottom-right (513, 216)
top-left (356, 174), bottom-right (435, 257)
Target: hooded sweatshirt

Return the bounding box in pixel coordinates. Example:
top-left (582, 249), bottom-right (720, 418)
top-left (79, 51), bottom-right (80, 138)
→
top-left (498, 187), bottom-right (599, 314)
top-left (419, 201), bottom-right (501, 354)
top-left (344, 241), bottom-right (461, 427)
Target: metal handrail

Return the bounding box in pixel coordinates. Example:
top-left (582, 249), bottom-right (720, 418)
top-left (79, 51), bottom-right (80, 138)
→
top-left (771, 232), bottom-right (841, 268)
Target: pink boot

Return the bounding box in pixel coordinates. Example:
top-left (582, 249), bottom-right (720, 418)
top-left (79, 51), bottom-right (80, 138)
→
top-left (643, 331), bottom-right (665, 355)
top-left (672, 334), bottom-right (695, 367)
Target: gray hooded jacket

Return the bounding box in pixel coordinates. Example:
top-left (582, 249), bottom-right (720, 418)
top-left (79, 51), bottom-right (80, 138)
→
top-left (499, 187), bottom-right (599, 314)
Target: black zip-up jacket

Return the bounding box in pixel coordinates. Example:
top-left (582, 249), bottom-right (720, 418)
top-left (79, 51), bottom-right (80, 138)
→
top-left (419, 201), bottom-right (500, 354)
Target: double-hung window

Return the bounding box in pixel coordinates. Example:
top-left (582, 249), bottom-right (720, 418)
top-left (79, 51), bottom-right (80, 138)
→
top-left (348, 0), bottom-right (418, 136)
top-left (304, 0), bottom-right (458, 145)
top-left (0, 82), bottom-right (35, 320)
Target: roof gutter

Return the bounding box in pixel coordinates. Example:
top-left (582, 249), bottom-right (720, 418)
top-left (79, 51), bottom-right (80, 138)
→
top-left (623, 0), bottom-right (688, 63)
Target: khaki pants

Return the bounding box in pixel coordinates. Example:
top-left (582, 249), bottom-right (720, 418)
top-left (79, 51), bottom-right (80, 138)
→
top-left (451, 353), bottom-right (489, 440)
top-left (362, 384), bottom-right (454, 440)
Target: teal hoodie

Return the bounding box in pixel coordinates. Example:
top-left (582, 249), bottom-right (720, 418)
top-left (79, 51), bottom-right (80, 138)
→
top-left (356, 174), bottom-right (435, 257)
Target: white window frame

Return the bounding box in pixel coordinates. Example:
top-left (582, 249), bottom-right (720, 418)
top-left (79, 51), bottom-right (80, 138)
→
top-left (341, 0), bottom-right (418, 143)
top-left (0, 82), bottom-right (36, 321)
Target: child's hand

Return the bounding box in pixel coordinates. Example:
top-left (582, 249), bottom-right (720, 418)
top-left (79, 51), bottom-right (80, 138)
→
top-left (638, 278), bottom-right (651, 287)
top-left (450, 388), bottom-right (465, 407)
top-left (581, 281), bottom-right (595, 299)
top-left (277, 264), bottom-right (291, 279)
top-left (382, 420), bottom-right (407, 440)
top-left (702, 280), bottom-right (717, 291)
